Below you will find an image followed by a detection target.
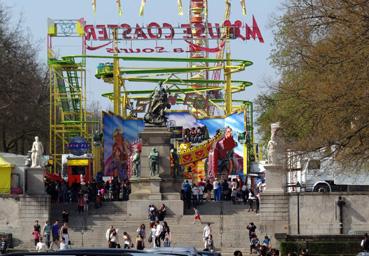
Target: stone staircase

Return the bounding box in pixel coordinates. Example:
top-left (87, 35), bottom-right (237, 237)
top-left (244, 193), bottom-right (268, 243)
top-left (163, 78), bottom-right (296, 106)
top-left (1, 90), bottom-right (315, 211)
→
top-left (48, 200), bottom-right (263, 256)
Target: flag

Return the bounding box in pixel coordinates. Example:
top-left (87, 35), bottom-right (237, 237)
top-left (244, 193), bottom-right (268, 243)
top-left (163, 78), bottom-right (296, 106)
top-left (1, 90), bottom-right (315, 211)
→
top-left (177, 0), bottom-right (183, 16)
top-left (139, 0), bottom-right (146, 16)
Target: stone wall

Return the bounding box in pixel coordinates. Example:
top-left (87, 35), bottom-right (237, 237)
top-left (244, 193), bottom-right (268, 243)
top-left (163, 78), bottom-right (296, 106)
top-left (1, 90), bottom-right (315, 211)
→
top-left (0, 195), bottom-right (50, 248)
top-left (289, 192), bottom-right (369, 235)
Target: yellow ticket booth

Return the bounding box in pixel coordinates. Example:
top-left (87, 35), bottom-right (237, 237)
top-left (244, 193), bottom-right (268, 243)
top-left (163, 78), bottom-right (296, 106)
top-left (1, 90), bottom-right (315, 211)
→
top-left (0, 156), bottom-right (14, 194)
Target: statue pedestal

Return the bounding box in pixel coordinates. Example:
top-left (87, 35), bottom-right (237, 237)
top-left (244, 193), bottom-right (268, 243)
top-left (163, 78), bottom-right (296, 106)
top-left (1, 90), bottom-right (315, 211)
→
top-left (264, 164), bottom-right (287, 193)
top-left (26, 167), bottom-right (47, 195)
top-left (127, 126), bottom-right (183, 219)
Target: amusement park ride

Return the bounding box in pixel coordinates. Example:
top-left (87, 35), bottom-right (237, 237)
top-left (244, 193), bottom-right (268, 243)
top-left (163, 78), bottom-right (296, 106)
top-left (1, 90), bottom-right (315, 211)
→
top-left (47, 0), bottom-right (261, 184)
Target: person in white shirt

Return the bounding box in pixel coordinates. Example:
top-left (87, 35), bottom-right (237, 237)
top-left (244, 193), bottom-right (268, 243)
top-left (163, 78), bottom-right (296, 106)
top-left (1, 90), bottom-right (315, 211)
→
top-left (106, 225), bottom-right (114, 246)
top-left (109, 228), bottom-right (119, 248)
top-left (35, 237), bottom-right (47, 252)
top-left (59, 237), bottom-right (67, 250)
top-left (213, 179), bottom-right (220, 201)
top-left (203, 223), bottom-right (212, 249)
top-left (155, 221), bottom-right (163, 247)
top-left (150, 223), bottom-right (157, 248)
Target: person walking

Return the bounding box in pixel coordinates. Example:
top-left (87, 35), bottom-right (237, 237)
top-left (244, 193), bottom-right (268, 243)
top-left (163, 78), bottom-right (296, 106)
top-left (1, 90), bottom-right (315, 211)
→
top-left (50, 220), bottom-right (60, 250)
top-left (122, 232), bottom-right (132, 249)
top-left (60, 223), bottom-right (70, 246)
top-left (193, 207), bottom-right (202, 224)
top-left (0, 237), bottom-right (7, 255)
top-left (109, 228), bottom-right (119, 248)
top-left (149, 222), bottom-right (157, 248)
top-left (155, 221), bottom-right (163, 248)
top-left (213, 178), bottom-right (220, 201)
top-left (34, 220), bottom-right (41, 233)
top-left (361, 233), bottom-right (369, 252)
top-left (162, 221), bottom-right (171, 245)
top-left (205, 179), bottom-right (213, 202)
top-left (42, 220), bottom-right (51, 248)
top-left (248, 190), bottom-right (256, 212)
top-left (202, 223), bottom-right (212, 250)
top-left (62, 210), bottom-right (69, 224)
top-left (32, 228), bottom-right (40, 247)
top-left (136, 224), bottom-right (146, 248)
top-left (247, 222), bottom-right (257, 241)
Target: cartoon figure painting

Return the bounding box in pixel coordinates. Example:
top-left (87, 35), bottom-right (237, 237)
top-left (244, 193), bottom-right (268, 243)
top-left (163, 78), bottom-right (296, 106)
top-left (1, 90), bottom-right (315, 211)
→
top-left (104, 128), bottom-right (130, 180)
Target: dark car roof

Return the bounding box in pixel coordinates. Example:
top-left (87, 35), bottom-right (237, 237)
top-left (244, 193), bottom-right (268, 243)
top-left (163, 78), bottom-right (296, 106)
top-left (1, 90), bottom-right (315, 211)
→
top-left (7, 248), bottom-right (150, 256)
top-left (145, 247), bottom-right (199, 256)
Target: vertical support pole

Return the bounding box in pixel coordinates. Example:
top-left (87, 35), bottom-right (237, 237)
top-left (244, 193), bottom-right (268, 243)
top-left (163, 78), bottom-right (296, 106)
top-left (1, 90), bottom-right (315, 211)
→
top-left (113, 28), bottom-right (121, 116)
top-left (224, 52), bottom-right (232, 115)
top-left (243, 104), bottom-right (248, 175)
top-left (297, 192), bottom-right (300, 234)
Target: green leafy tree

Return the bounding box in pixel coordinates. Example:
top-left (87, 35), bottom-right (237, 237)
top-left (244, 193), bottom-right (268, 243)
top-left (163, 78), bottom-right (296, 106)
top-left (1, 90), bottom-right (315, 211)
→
top-left (256, 0), bottom-right (369, 163)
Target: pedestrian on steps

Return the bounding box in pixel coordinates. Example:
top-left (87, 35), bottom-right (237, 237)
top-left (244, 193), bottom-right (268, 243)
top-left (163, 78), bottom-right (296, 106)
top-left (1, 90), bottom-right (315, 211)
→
top-left (202, 223), bottom-right (212, 250)
top-left (136, 224), bottom-right (146, 248)
top-left (50, 220), bottom-right (60, 250)
top-left (247, 222), bottom-right (257, 242)
top-left (193, 207), bottom-right (202, 224)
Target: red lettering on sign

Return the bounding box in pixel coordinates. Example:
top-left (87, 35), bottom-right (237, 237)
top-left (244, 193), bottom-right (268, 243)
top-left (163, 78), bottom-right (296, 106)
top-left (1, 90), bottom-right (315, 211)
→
top-left (181, 24), bottom-right (192, 39)
top-left (147, 22), bottom-right (162, 39)
top-left (96, 25), bottom-right (108, 40)
top-left (163, 23), bottom-right (174, 39)
top-left (208, 23), bottom-right (221, 39)
top-left (121, 24), bottom-right (132, 39)
top-left (84, 25), bottom-right (97, 40)
top-left (246, 16), bottom-right (264, 43)
top-left (134, 24), bottom-right (148, 39)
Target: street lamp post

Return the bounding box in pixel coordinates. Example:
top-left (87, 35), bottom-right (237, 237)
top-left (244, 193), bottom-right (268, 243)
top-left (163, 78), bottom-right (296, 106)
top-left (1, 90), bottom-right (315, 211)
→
top-left (296, 182), bottom-right (301, 235)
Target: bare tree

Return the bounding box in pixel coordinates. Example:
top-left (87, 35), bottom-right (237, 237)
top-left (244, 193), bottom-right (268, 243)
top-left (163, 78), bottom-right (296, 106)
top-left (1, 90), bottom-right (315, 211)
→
top-left (0, 4), bottom-right (49, 154)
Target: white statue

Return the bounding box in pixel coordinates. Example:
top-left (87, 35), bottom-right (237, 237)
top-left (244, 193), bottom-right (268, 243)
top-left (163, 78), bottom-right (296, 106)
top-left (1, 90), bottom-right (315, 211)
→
top-left (267, 122), bottom-right (284, 165)
top-left (31, 136), bottom-right (44, 168)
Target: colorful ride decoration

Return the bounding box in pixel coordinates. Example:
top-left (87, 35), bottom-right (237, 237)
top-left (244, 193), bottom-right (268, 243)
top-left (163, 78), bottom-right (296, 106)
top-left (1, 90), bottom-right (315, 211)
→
top-left (178, 131), bottom-right (223, 165)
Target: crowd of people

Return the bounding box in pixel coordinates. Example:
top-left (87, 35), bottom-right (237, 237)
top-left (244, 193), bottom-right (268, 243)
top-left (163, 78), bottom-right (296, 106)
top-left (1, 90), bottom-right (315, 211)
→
top-left (183, 127), bottom-right (209, 144)
top-left (104, 220), bottom-right (171, 250)
top-left (181, 176), bottom-right (262, 214)
top-left (30, 218), bottom-right (71, 252)
top-left (44, 176), bottom-right (131, 208)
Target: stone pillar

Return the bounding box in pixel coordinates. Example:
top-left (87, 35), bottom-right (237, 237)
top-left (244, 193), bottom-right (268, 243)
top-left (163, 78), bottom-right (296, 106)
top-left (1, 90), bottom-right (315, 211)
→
top-left (264, 164), bottom-right (287, 193)
top-left (25, 167), bottom-right (46, 195)
top-left (127, 126), bottom-right (183, 219)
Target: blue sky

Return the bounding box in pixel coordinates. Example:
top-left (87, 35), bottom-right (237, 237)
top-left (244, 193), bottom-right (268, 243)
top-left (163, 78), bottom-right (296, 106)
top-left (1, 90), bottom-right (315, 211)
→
top-left (5, 0), bottom-right (282, 109)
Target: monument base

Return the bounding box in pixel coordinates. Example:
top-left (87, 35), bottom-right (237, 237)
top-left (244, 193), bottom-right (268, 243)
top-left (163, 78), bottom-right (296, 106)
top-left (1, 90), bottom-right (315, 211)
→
top-left (130, 177), bottom-right (162, 200)
top-left (264, 164), bottom-right (287, 193)
top-left (127, 125), bottom-right (184, 218)
top-left (26, 167), bottom-right (46, 195)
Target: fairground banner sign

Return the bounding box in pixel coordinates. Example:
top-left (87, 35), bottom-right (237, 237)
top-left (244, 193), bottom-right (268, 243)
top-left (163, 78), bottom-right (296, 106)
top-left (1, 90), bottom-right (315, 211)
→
top-left (85, 16), bottom-right (264, 53)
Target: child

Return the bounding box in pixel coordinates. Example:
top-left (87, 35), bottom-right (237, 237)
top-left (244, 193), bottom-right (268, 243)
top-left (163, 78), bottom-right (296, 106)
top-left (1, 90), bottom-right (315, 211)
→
top-left (193, 207), bottom-right (202, 224)
top-left (32, 229), bottom-right (40, 246)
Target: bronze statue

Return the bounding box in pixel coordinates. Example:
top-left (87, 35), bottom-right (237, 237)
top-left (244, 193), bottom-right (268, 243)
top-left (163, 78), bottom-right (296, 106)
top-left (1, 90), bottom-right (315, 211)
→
top-left (149, 147), bottom-right (159, 176)
top-left (144, 82), bottom-right (171, 126)
top-left (170, 148), bottom-right (180, 178)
